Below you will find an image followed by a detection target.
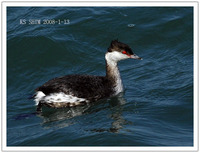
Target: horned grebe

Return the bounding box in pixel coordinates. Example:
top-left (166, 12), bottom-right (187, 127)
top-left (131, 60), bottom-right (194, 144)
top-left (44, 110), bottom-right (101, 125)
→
top-left (34, 40), bottom-right (142, 110)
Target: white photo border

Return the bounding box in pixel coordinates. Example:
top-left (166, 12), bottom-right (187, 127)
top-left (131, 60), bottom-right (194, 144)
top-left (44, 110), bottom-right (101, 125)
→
top-left (1, 1), bottom-right (199, 152)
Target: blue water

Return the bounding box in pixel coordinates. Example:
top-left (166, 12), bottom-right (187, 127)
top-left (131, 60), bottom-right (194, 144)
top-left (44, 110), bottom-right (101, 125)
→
top-left (7, 7), bottom-right (193, 146)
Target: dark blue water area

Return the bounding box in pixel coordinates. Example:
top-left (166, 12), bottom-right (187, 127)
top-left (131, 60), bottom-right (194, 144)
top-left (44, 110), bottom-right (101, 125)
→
top-left (7, 7), bottom-right (193, 146)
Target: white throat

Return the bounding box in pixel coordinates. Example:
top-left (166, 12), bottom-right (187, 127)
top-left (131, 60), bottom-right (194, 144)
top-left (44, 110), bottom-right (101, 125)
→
top-left (105, 52), bottom-right (124, 95)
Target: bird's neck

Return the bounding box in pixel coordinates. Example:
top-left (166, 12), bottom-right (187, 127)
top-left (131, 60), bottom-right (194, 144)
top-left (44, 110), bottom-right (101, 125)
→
top-left (105, 53), bottom-right (123, 95)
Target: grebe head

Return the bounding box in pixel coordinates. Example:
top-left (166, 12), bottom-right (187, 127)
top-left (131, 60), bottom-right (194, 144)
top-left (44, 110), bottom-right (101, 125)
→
top-left (105, 40), bottom-right (142, 63)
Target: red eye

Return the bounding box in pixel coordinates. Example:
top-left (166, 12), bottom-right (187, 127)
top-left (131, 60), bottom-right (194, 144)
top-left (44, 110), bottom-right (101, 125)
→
top-left (122, 51), bottom-right (127, 54)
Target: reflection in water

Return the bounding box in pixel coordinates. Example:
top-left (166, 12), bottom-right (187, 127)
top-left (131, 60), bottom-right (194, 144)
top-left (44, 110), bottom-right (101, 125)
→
top-left (90, 93), bottom-right (130, 133)
top-left (37, 93), bottom-right (133, 132)
top-left (37, 104), bottom-right (91, 129)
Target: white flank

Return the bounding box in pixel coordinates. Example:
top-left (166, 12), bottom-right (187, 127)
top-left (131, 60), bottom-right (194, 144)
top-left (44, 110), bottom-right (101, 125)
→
top-left (34, 91), bottom-right (46, 105)
top-left (34, 91), bottom-right (87, 105)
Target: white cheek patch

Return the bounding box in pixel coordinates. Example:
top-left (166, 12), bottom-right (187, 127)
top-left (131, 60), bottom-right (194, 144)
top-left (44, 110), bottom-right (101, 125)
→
top-left (105, 51), bottom-right (129, 63)
top-left (34, 91), bottom-right (88, 105)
